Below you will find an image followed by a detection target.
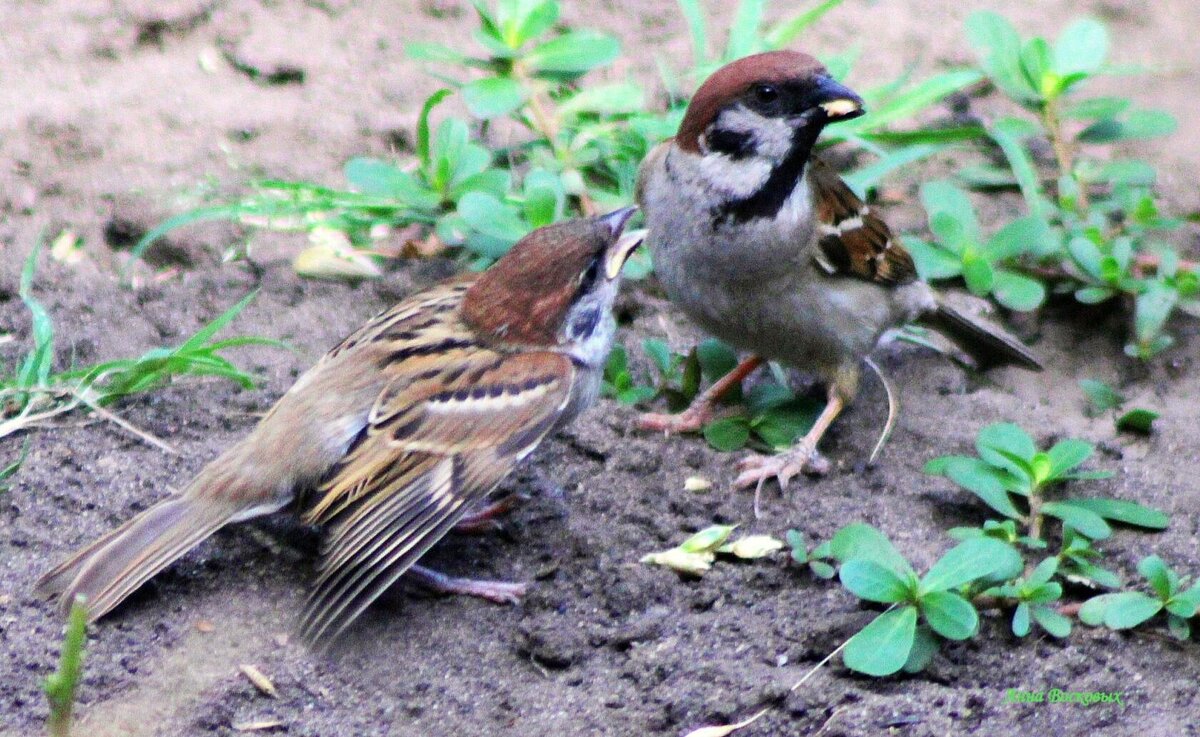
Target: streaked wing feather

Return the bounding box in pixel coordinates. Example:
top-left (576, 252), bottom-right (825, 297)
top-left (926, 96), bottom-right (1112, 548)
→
top-left (298, 340), bottom-right (574, 646)
top-left (810, 157), bottom-right (917, 286)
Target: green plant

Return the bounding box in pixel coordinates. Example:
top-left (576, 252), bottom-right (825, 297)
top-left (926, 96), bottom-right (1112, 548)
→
top-left (2, 246), bottom-right (282, 444)
top-left (0, 440), bottom-right (27, 493)
top-left (913, 12), bottom-right (1194, 360)
top-left (923, 422), bottom-right (1166, 543)
top-left (1080, 556), bottom-right (1200, 639)
top-left (1079, 378), bottom-right (1159, 433)
top-left (832, 523), bottom-right (1023, 676)
top-left (44, 597), bottom-right (88, 737)
top-left (984, 557), bottom-right (1072, 637)
top-left (641, 524), bottom-right (784, 575)
top-left (784, 529), bottom-right (836, 579)
top-left (132, 0), bottom-right (987, 279)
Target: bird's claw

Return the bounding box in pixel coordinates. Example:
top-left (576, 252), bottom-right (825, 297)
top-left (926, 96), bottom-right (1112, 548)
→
top-left (734, 446), bottom-right (830, 490)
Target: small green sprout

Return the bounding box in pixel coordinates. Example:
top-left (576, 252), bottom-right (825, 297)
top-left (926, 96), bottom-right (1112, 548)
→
top-left (1080, 556), bottom-right (1200, 639)
top-left (1079, 378), bottom-right (1159, 434)
top-left (985, 557), bottom-right (1072, 638)
top-left (784, 529), bottom-right (836, 579)
top-left (641, 525), bottom-right (784, 576)
top-left (44, 597), bottom-right (89, 737)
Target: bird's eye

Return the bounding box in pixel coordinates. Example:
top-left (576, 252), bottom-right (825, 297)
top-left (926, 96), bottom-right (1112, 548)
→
top-left (752, 84), bottom-right (779, 104)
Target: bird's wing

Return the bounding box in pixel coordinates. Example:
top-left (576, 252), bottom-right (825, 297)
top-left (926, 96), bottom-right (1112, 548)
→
top-left (297, 327), bottom-right (575, 645)
top-left (808, 156), bottom-right (917, 286)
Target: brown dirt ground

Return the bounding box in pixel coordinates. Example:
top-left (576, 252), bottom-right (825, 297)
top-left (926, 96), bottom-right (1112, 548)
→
top-left (3, 1), bottom-right (1200, 736)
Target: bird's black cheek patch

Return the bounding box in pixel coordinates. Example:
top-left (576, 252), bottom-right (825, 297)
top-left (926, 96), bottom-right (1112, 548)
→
top-left (706, 128), bottom-right (756, 160)
top-left (566, 306), bottom-right (602, 341)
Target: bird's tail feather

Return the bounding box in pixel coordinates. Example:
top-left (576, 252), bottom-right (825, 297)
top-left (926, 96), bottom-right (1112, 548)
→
top-left (922, 300), bottom-right (1043, 372)
top-left (34, 496), bottom-right (239, 622)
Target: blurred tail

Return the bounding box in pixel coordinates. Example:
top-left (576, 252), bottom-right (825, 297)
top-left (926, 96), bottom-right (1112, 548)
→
top-left (922, 300), bottom-right (1043, 372)
top-left (34, 495), bottom-right (241, 622)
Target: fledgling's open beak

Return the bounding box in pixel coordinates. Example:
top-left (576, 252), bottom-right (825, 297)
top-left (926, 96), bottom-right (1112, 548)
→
top-left (813, 75), bottom-right (865, 122)
top-left (599, 206), bottom-right (643, 280)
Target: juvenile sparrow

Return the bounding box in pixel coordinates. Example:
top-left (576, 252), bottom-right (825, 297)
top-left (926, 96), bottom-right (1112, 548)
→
top-left (36, 208), bottom-right (643, 645)
top-left (636, 51), bottom-right (1041, 488)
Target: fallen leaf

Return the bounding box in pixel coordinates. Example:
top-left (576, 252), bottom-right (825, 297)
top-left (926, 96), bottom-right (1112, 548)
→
top-left (232, 719), bottom-right (284, 732)
top-left (640, 548), bottom-right (714, 576)
top-left (238, 664), bottom-right (278, 698)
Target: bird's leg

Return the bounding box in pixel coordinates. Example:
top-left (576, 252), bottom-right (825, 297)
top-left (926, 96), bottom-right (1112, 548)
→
top-left (735, 384), bottom-right (846, 490)
top-left (452, 492), bottom-right (527, 534)
top-left (637, 355), bottom-right (765, 433)
top-left (407, 564), bottom-right (527, 604)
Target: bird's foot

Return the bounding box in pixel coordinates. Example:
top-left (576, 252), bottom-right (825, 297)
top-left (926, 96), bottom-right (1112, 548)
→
top-left (734, 443), bottom-right (830, 490)
top-left (453, 492), bottom-right (528, 534)
top-left (636, 402), bottom-right (714, 434)
top-left (408, 564), bottom-right (527, 604)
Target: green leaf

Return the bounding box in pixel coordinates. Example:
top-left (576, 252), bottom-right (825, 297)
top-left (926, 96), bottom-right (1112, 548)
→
top-left (1054, 18), bottom-right (1108, 76)
top-left (1116, 408), bottom-right (1158, 434)
top-left (840, 560), bottom-right (913, 603)
top-left (843, 606), bottom-right (918, 677)
top-left (1012, 601), bottom-right (1031, 637)
top-left (723, 0), bottom-right (764, 60)
top-left (512, 0), bottom-right (558, 45)
top-left (1079, 378), bottom-right (1123, 412)
top-left (695, 339), bottom-right (739, 383)
top-left (343, 158), bottom-right (440, 209)
top-left (462, 76), bottom-right (526, 118)
top-left (703, 417), bottom-right (750, 452)
top-left (764, 0), bottom-right (845, 47)
top-left (945, 458), bottom-right (1023, 518)
top-left (905, 238), bottom-right (962, 281)
top-left (921, 180), bottom-right (980, 243)
top-left (901, 625), bottom-right (938, 673)
top-left (1028, 557), bottom-right (1059, 587)
top-left (987, 215), bottom-right (1049, 261)
top-left (1018, 37), bottom-right (1052, 96)
top-left (526, 31), bottom-right (619, 75)
top-left (1080, 110), bottom-right (1178, 143)
top-left (1031, 605), bottom-right (1072, 638)
top-left (556, 82), bottom-right (644, 119)
top-left (962, 253), bottom-right (995, 296)
top-left (751, 403), bottom-right (818, 450)
top-left (1137, 555), bottom-right (1174, 601)
top-left (1045, 439), bottom-right (1093, 478)
top-left (921, 591), bottom-right (978, 640)
top-left (992, 270), bottom-right (1045, 311)
top-left (457, 191), bottom-right (526, 240)
top-left (1080, 591), bottom-right (1162, 629)
top-left (1133, 281), bottom-right (1178, 346)
top-left (921, 538), bottom-right (1023, 593)
top-left (1065, 96), bottom-right (1129, 121)
top-left (640, 339), bottom-right (671, 377)
top-left (977, 423), bottom-right (1036, 471)
top-left (1167, 614), bottom-right (1191, 640)
top-left (417, 89), bottom-right (453, 168)
top-left (965, 11), bottom-right (1039, 103)
top-left (1042, 501), bottom-right (1111, 540)
top-left (675, 0), bottom-right (709, 69)
top-left (679, 524), bottom-right (737, 554)
top-left (990, 117), bottom-right (1048, 217)
top-left (828, 523), bottom-right (914, 577)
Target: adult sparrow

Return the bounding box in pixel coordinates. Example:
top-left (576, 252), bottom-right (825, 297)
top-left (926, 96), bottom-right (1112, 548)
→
top-left (636, 51), bottom-right (1041, 488)
top-left (36, 208), bottom-right (643, 646)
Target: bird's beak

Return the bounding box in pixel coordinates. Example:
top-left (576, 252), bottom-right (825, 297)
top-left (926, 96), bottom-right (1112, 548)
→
top-left (599, 207), bottom-right (643, 280)
top-left (813, 76), bottom-right (865, 122)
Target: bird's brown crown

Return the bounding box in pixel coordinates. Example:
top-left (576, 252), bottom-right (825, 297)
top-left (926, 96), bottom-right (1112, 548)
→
top-left (462, 217), bottom-right (617, 345)
top-left (676, 50), bottom-right (827, 154)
